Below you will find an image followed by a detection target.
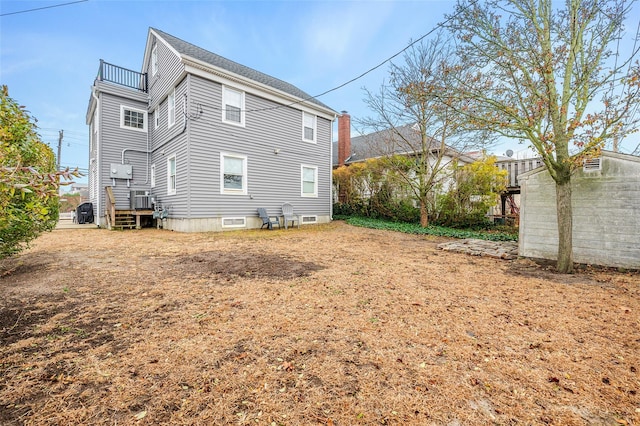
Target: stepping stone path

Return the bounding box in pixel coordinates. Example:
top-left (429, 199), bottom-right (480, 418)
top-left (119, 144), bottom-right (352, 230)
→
top-left (437, 239), bottom-right (518, 260)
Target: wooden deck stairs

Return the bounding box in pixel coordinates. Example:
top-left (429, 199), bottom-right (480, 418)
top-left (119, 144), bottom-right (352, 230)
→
top-left (105, 186), bottom-right (154, 230)
top-left (113, 212), bottom-right (136, 230)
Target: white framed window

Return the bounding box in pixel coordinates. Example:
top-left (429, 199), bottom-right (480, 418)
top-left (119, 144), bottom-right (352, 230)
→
top-left (220, 153), bottom-right (247, 194)
top-left (151, 44), bottom-right (158, 76)
top-left (150, 163), bottom-right (156, 188)
top-left (222, 85), bottom-right (245, 126)
top-left (302, 111), bottom-right (316, 143)
top-left (302, 215), bottom-right (317, 224)
top-left (301, 165), bottom-right (318, 197)
top-left (168, 89), bottom-right (176, 128)
top-left (167, 155), bottom-right (176, 195)
top-left (154, 108), bottom-right (159, 129)
top-left (120, 105), bottom-right (147, 131)
top-left (222, 217), bottom-right (246, 228)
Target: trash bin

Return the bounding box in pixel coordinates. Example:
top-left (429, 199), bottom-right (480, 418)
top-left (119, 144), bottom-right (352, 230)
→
top-left (76, 202), bottom-right (94, 224)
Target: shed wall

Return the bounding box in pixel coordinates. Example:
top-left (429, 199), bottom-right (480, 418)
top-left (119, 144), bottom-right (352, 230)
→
top-left (519, 154), bottom-right (640, 269)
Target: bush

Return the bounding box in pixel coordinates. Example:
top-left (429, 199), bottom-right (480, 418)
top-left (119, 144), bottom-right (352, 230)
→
top-left (0, 86), bottom-right (78, 259)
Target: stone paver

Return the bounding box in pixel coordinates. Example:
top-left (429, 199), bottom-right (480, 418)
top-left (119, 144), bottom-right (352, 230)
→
top-left (437, 238), bottom-right (518, 260)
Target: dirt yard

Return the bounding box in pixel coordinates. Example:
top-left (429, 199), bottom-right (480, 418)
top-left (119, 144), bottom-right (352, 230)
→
top-left (1, 221), bottom-right (639, 425)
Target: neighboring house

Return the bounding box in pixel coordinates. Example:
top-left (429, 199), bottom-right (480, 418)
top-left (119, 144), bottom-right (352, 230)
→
top-left (332, 113), bottom-right (475, 201)
top-left (332, 113), bottom-right (475, 168)
top-left (491, 155), bottom-right (544, 221)
top-left (332, 114), bottom-right (544, 223)
top-left (87, 28), bottom-right (336, 231)
top-left (519, 150), bottom-right (640, 269)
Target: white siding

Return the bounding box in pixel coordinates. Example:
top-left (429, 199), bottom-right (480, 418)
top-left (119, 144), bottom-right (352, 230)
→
top-left (519, 152), bottom-right (640, 269)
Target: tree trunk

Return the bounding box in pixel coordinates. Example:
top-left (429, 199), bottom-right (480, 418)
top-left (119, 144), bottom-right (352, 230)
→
top-left (555, 180), bottom-right (574, 273)
top-left (420, 199), bottom-right (429, 227)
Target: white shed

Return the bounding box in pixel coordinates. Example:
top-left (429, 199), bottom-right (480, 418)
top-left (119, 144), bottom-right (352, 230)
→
top-left (518, 151), bottom-right (640, 269)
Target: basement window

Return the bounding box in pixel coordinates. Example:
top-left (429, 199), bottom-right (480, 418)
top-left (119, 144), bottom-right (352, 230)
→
top-left (583, 157), bottom-right (602, 172)
top-left (301, 216), bottom-right (317, 224)
top-left (222, 217), bottom-right (246, 228)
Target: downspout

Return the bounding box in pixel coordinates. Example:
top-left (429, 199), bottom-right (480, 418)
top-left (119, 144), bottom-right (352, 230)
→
top-left (91, 86), bottom-right (101, 227)
top-left (186, 81), bottom-right (191, 220)
top-left (330, 113), bottom-right (337, 220)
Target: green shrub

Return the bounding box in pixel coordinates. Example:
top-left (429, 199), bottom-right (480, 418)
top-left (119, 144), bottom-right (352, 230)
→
top-left (0, 86), bottom-right (78, 259)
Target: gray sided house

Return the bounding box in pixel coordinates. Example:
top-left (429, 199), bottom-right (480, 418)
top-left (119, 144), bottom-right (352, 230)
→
top-left (87, 28), bottom-right (336, 231)
top-left (519, 151), bottom-right (640, 269)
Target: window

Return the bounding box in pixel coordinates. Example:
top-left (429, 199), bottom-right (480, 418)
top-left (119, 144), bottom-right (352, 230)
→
top-left (222, 217), bottom-right (246, 228)
top-left (154, 108), bottom-right (159, 129)
top-left (167, 155), bottom-right (176, 195)
top-left (150, 163), bottom-right (156, 188)
top-left (302, 112), bottom-right (316, 142)
top-left (168, 89), bottom-right (176, 128)
top-left (221, 153), bottom-right (247, 194)
top-left (222, 86), bottom-right (244, 126)
top-left (120, 105), bottom-right (147, 131)
top-left (301, 165), bottom-right (318, 197)
top-left (302, 216), bottom-right (317, 224)
top-left (151, 44), bottom-right (158, 76)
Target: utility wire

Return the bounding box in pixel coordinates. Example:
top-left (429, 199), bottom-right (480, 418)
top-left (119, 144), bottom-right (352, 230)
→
top-left (0, 0), bottom-right (88, 17)
top-left (224, 0), bottom-right (481, 114)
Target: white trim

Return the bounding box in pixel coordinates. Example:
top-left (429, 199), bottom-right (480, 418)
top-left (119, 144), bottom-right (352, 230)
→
top-left (222, 217), bottom-right (246, 228)
top-left (301, 215), bottom-right (317, 224)
top-left (220, 152), bottom-right (248, 195)
top-left (119, 105), bottom-right (147, 132)
top-left (151, 44), bottom-right (158, 76)
top-left (302, 111), bottom-right (316, 143)
top-left (182, 60), bottom-right (336, 120)
top-left (301, 164), bottom-right (318, 197)
top-left (168, 89), bottom-right (176, 128)
top-left (150, 163), bottom-right (156, 188)
top-left (222, 85), bottom-right (245, 127)
top-left (167, 155), bottom-right (176, 195)
top-left (154, 107), bottom-right (159, 129)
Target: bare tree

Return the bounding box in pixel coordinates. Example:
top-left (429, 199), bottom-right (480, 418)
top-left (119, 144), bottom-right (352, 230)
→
top-left (445, 0), bottom-right (640, 272)
top-left (358, 35), bottom-right (489, 227)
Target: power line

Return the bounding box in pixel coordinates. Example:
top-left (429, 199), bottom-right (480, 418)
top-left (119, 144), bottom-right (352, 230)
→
top-left (216, 0), bottom-right (481, 115)
top-left (0, 0), bottom-right (88, 17)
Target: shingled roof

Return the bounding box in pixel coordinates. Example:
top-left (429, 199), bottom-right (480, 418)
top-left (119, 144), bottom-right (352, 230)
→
top-left (332, 123), bottom-right (476, 167)
top-left (151, 28), bottom-right (333, 112)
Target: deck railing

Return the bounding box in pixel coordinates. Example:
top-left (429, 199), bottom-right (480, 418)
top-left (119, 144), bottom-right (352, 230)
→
top-left (97, 59), bottom-right (147, 93)
top-left (105, 186), bottom-right (116, 228)
top-left (496, 158), bottom-right (544, 188)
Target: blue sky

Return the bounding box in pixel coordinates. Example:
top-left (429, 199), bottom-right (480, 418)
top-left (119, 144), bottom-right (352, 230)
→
top-left (1, 0), bottom-right (639, 186)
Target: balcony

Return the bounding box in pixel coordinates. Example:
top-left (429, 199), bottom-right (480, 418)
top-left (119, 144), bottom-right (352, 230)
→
top-left (96, 59), bottom-right (147, 93)
top-left (496, 158), bottom-right (544, 189)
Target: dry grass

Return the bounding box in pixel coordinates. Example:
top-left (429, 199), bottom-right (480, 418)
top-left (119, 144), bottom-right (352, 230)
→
top-left (1, 221), bottom-right (639, 425)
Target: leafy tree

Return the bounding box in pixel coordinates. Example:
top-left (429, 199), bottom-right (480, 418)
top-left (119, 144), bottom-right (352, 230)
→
top-left (0, 85), bottom-right (79, 259)
top-left (359, 34), bottom-right (489, 227)
top-left (446, 0), bottom-right (640, 272)
top-left (435, 155), bottom-right (507, 227)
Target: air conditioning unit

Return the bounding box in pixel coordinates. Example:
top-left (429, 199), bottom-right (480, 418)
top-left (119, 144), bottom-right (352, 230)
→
top-left (130, 190), bottom-right (152, 210)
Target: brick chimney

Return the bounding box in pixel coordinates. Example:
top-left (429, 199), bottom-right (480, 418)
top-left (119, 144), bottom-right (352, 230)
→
top-left (337, 111), bottom-right (351, 166)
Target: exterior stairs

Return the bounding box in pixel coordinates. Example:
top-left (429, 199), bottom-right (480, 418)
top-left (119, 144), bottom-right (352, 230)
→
top-left (113, 212), bottom-right (136, 230)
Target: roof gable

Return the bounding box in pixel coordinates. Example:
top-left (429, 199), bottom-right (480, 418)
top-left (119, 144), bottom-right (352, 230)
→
top-left (148, 28), bottom-right (333, 113)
